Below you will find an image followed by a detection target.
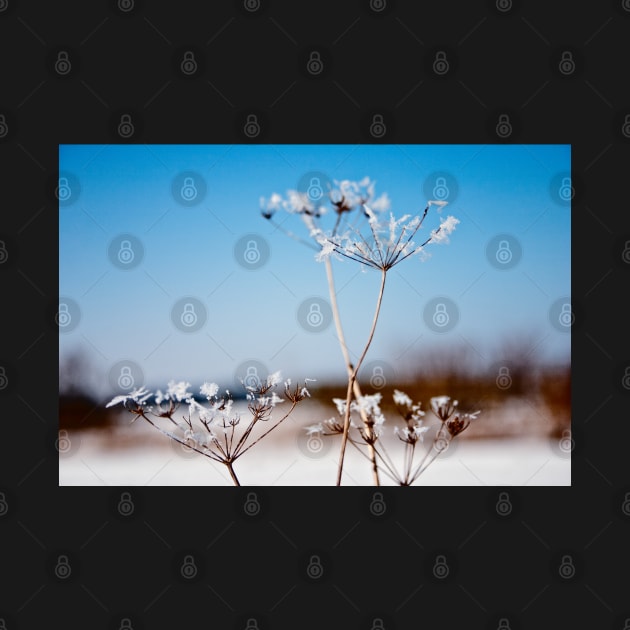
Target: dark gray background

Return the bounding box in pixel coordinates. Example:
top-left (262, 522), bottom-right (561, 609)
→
top-left (1, 0), bottom-right (628, 628)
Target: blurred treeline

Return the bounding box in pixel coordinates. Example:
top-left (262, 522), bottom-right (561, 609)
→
top-left (60, 336), bottom-right (570, 436)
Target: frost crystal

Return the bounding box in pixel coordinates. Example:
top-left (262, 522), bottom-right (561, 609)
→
top-left (167, 380), bottom-right (193, 402)
top-left (106, 387), bottom-right (152, 408)
top-left (200, 382), bottom-right (219, 399)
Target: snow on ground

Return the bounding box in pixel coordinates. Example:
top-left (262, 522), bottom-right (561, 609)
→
top-left (59, 401), bottom-right (570, 486)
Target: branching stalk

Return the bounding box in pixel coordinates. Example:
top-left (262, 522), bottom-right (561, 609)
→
top-left (324, 258), bottom-right (380, 486)
top-left (336, 267), bottom-right (387, 486)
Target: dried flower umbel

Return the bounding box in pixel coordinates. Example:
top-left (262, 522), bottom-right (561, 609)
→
top-left (107, 373), bottom-right (312, 486)
top-left (305, 391), bottom-right (479, 486)
top-left (262, 177), bottom-right (467, 485)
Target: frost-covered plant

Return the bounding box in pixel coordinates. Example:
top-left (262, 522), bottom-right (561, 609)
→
top-left (107, 373), bottom-right (312, 486)
top-left (262, 177), bottom-right (471, 485)
top-left (305, 391), bottom-right (479, 486)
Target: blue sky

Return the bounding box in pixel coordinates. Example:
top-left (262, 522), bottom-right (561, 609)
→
top-left (59, 144), bottom-right (570, 397)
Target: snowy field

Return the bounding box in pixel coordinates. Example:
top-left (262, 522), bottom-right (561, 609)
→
top-left (59, 401), bottom-right (570, 486)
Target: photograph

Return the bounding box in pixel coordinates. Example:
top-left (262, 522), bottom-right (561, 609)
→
top-left (58, 143), bottom-right (571, 486)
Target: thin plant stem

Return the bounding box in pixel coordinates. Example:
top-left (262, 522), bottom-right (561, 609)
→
top-left (336, 267), bottom-right (387, 486)
top-left (225, 461), bottom-right (241, 486)
top-left (324, 258), bottom-right (380, 486)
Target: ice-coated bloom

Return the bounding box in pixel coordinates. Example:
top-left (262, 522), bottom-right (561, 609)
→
top-left (329, 176), bottom-right (389, 213)
top-left (315, 239), bottom-right (337, 263)
top-left (429, 215), bottom-right (459, 244)
top-left (256, 391), bottom-right (284, 409)
top-left (266, 370), bottom-right (282, 387)
top-left (304, 422), bottom-right (324, 435)
top-left (332, 397), bottom-right (347, 416)
top-left (393, 389), bottom-right (425, 425)
top-left (430, 395), bottom-right (458, 421)
top-left (314, 201), bottom-right (457, 271)
top-left (446, 410), bottom-right (480, 437)
top-left (394, 423), bottom-right (430, 444)
top-left (166, 380), bottom-right (193, 402)
top-left (106, 387), bottom-right (152, 408)
top-left (393, 389), bottom-right (413, 407)
top-left (260, 192), bottom-right (284, 219)
top-left (351, 392), bottom-right (383, 416)
top-left (188, 398), bottom-right (214, 424)
top-left (200, 382), bottom-right (219, 399)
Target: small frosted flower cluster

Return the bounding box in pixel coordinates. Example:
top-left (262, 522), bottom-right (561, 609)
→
top-left (261, 177), bottom-right (458, 272)
top-left (305, 390), bottom-right (479, 486)
top-left (260, 176), bottom-right (390, 222)
top-left (312, 202), bottom-right (459, 271)
top-left (430, 395), bottom-right (480, 437)
top-left (307, 392), bottom-right (386, 444)
top-left (107, 373), bottom-right (313, 486)
top-left (393, 389), bottom-right (429, 445)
